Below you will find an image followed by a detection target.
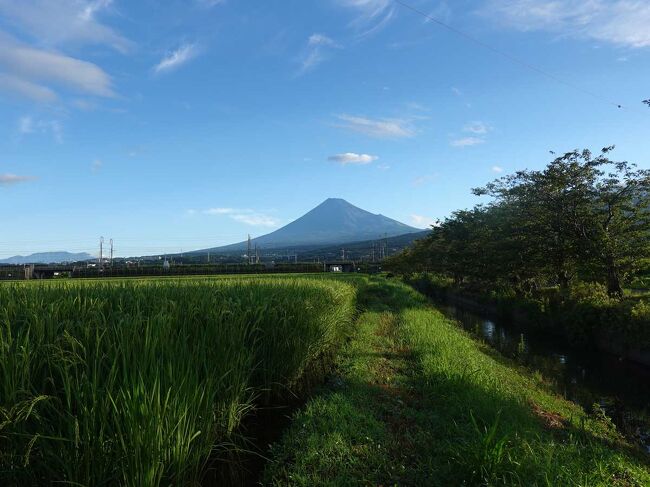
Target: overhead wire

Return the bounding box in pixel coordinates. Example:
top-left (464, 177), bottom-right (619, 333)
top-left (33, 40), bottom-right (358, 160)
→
top-left (392, 0), bottom-right (632, 111)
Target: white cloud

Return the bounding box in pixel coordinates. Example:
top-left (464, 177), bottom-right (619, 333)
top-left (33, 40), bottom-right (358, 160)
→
top-left (412, 174), bottom-right (435, 187)
top-left (203, 208), bottom-right (280, 227)
top-left (17, 116), bottom-right (63, 143)
top-left (337, 0), bottom-right (396, 36)
top-left (0, 174), bottom-right (36, 186)
top-left (0, 74), bottom-right (58, 102)
top-left (230, 213), bottom-right (279, 227)
top-left (449, 121), bottom-right (491, 147)
top-left (0, 34), bottom-right (115, 98)
top-left (463, 121), bottom-right (490, 135)
top-left (425, 1), bottom-right (452, 24)
top-left (482, 0), bottom-right (650, 48)
top-left (309, 34), bottom-right (340, 48)
top-left (377, 163), bottom-right (390, 171)
top-left (0, 0), bottom-right (131, 53)
top-left (204, 208), bottom-right (236, 215)
top-left (154, 44), bottom-right (199, 74)
top-left (18, 116), bottom-right (34, 134)
top-left (299, 34), bottom-right (341, 74)
top-left (336, 114), bottom-right (415, 138)
top-left (328, 153), bottom-right (378, 165)
top-left (410, 214), bottom-right (437, 228)
top-left (492, 165), bottom-right (504, 173)
top-left (451, 136), bottom-right (485, 147)
top-left (18, 117), bottom-right (63, 142)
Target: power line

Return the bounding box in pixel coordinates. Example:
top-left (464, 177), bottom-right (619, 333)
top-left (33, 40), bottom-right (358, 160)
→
top-left (392, 0), bottom-right (628, 110)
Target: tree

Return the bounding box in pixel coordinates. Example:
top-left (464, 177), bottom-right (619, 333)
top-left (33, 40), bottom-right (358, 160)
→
top-left (569, 148), bottom-right (650, 296)
top-left (391, 146), bottom-right (650, 299)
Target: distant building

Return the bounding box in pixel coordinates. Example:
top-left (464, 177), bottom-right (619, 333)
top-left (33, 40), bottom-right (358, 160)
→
top-left (325, 262), bottom-right (355, 273)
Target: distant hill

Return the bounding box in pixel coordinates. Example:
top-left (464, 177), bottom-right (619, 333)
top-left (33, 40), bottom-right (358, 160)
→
top-left (313, 229), bottom-right (431, 254)
top-left (196, 198), bottom-right (420, 253)
top-left (0, 252), bottom-right (94, 265)
top-left (287, 229), bottom-right (431, 261)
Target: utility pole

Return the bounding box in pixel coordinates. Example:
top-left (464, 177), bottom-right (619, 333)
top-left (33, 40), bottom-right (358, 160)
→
top-left (99, 236), bottom-right (104, 266)
top-left (378, 233), bottom-right (387, 260)
top-left (207, 251), bottom-right (210, 264)
top-left (247, 235), bottom-right (252, 265)
top-left (341, 248), bottom-right (346, 261)
top-left (109, 239), bottom-right (114, 267)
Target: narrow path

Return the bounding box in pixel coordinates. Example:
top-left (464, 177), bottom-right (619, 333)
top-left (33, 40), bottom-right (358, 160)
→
top-left (262, 278), bottom-right (650, 486)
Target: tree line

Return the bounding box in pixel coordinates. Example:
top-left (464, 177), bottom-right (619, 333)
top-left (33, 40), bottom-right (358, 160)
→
top-left (387, 147), bottom-right (650, 298)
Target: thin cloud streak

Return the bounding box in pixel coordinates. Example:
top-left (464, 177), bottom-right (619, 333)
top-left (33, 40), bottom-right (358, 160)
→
top-left (328, 153), bottom-right (378, 165)
top-left (154, 44), bottom-right (199, 74)
top-left (0, 174), bottom-right (36, 186)
top-left (299, 33), bottom-right (341, 74)
top-left (451, 136), bottom-right (484, 147)
top-left (0, 33), bottom-right (115, 98)
top-left (338, 0), bottom-right (396, 36)
top-left (0, 73), bottom-right (58, 102)
top-left (336, 114), bottom-right (415, 138)
top-left (482, 0), bottom-right (650, 48)
top-left (0, 0), bottom-right (132, 53)
top-left (202, 208), bottom-right (280, 227)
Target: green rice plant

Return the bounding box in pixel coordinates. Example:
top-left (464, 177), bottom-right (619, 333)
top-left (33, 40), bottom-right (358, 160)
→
top-left (0, 276), bottom-right (356, 486)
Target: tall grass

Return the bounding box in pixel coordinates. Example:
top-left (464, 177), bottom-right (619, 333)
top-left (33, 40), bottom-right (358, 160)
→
top-left (0, 277), bottom-right (355, 485)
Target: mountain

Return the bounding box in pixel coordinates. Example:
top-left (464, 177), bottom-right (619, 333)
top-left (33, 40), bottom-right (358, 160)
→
top-left (199, 198), bottom-right (421, 253)
top-left (0, 252), bottom-right (94, 265)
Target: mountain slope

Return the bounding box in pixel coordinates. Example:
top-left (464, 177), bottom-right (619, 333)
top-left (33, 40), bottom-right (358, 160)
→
top-left (201, 198), bottom-right (421, 252)
top-left (0, 252), bottom-right (94, 265)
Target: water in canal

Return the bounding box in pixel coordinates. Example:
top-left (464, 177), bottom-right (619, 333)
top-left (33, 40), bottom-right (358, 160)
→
top-left (436, 301), bottom-right (650, 453)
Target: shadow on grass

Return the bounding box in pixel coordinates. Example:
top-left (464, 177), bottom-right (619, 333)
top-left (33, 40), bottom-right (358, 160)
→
top-left (267, 279), bottom-right (648, 485)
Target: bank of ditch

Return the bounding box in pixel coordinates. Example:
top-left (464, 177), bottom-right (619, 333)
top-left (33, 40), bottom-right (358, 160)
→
top-left (263, 277), bottom-right (650, 486)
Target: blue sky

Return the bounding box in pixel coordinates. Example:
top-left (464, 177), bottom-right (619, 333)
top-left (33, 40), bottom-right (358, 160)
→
top-left (1, 0), bottom-right (649, 258)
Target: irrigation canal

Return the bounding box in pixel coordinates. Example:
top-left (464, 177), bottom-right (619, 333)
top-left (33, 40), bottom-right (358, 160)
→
top-left (436, 301), bottom-right (650, 453)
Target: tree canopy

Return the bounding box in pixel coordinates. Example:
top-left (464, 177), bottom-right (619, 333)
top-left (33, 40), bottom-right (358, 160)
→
top-left (387, 147), bottom-right (650, 298)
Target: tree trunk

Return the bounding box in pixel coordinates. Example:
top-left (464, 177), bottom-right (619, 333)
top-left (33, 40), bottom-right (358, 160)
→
top-left (605, 257), bottom-right (623, 298)
top-left (557, 270), bottom-right (570, 292)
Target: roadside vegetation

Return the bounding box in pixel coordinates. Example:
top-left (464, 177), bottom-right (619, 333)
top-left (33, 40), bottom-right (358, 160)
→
top-left (264, 277), bottom-right (650, 486)
top-left (385, 148), bottom-right (650, 350)
top-left (0, 277), bottom-right (355, 485)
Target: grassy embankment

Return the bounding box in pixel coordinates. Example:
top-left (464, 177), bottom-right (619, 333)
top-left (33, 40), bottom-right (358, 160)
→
top-left (0, 276), bottom-right (355, 485)
top-left (264, 277), bottom-right (650, 486)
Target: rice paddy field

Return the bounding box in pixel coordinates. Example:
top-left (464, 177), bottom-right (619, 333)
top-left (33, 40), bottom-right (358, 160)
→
top-left (1, 274), bottom-right (649, 486)
top-left (0, 276), bottom-right (356, 485)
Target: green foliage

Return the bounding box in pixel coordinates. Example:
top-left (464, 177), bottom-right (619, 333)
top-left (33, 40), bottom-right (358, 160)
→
top-left (265, 278), bottom-right (650, 486)
top-left (390, 147), bottom-right (650, 298)
top-left (0, 277), bottom-right (356, 486)
top-left (569, 281), bottom-right (612, 304)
